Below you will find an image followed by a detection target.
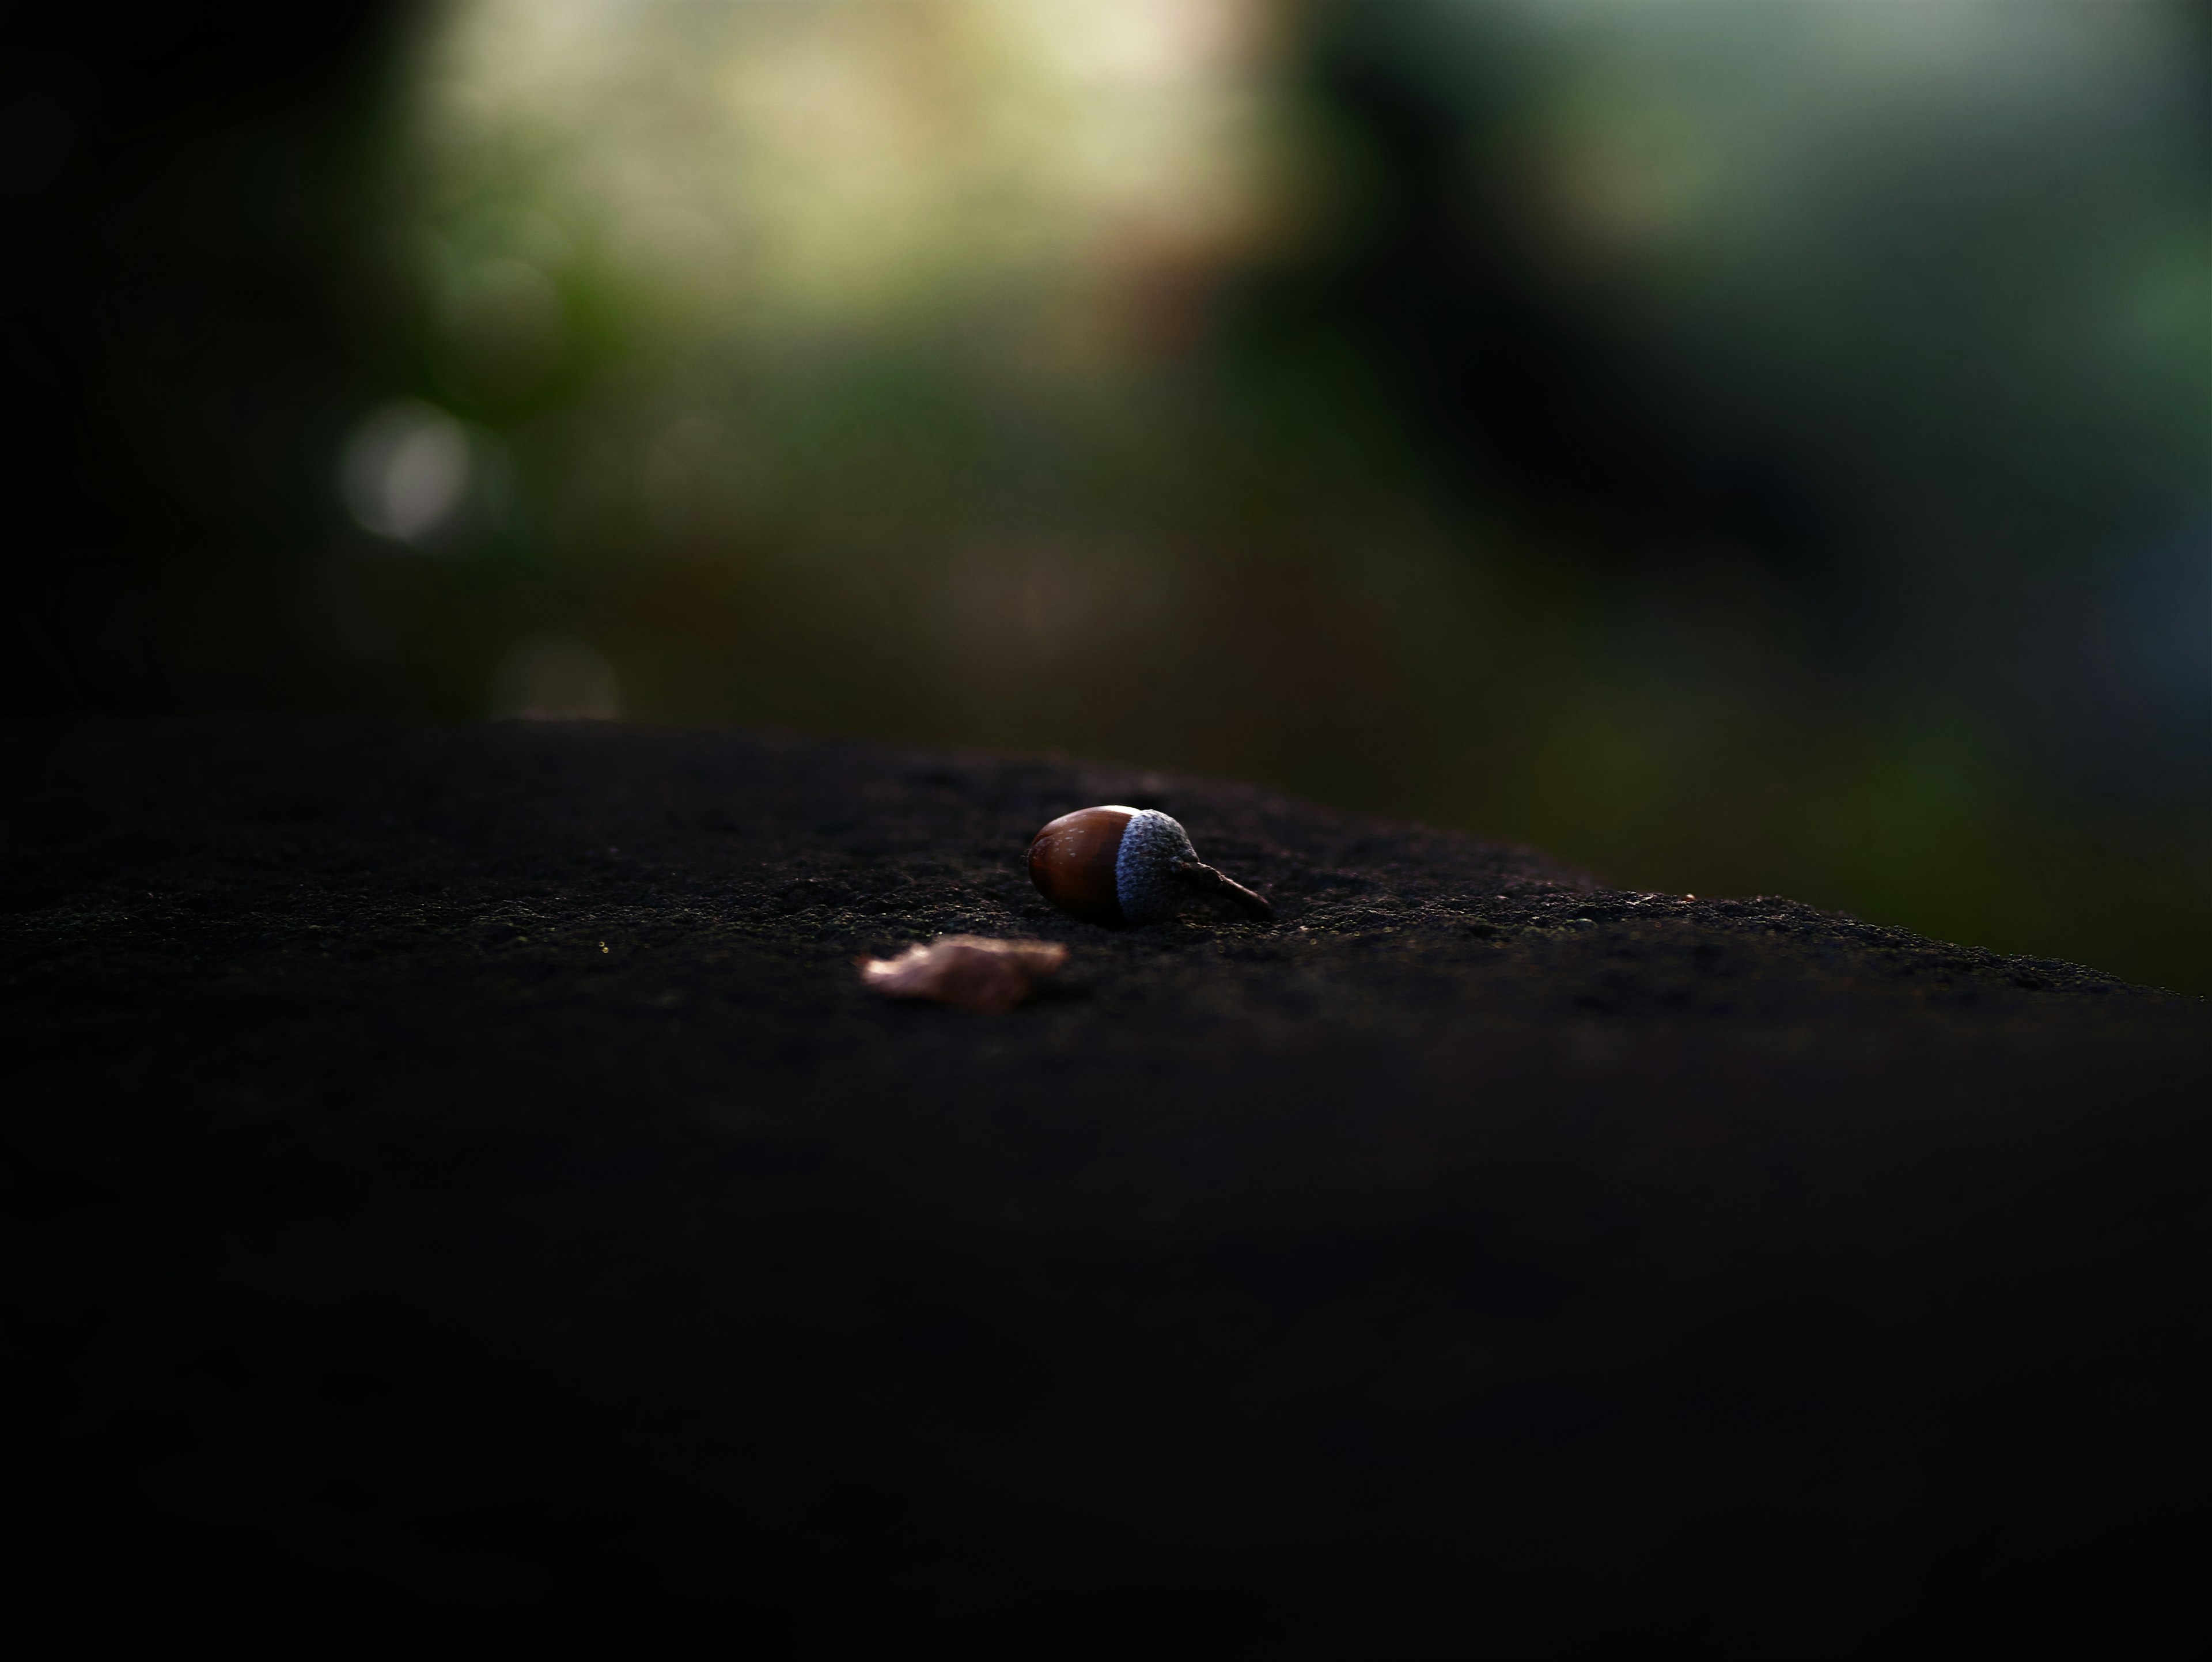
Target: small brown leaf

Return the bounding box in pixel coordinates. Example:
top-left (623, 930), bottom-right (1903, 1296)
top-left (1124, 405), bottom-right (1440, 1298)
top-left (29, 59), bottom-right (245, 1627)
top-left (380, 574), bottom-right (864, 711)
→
top-left (857, 936), bottom-right (1069, 1014)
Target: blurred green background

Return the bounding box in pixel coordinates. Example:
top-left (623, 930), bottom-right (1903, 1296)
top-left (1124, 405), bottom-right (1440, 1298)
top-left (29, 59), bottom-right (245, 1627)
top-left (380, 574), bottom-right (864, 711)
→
top-left (8, 0), bottom-right (2209, 989)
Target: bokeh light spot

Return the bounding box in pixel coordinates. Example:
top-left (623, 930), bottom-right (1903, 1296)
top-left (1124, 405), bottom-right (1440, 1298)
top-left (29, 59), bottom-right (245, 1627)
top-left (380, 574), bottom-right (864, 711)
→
top-left (341, 400), bottom-right (471, 544)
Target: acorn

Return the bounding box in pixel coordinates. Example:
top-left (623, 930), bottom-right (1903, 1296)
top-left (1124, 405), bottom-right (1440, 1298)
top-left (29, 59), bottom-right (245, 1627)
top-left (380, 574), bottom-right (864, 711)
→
top-left (1028, 806), bottom-right (1273, 927)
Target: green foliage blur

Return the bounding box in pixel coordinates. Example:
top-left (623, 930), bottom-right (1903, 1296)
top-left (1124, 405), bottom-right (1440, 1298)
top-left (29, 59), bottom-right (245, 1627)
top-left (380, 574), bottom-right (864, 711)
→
top-left (25, 0), bottom-right (2211, 991)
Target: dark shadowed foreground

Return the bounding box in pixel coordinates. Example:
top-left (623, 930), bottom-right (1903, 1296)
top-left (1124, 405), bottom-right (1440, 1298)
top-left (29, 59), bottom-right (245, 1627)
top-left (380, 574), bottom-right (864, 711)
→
top-left (5, 720), bottom-right (2207, 1653)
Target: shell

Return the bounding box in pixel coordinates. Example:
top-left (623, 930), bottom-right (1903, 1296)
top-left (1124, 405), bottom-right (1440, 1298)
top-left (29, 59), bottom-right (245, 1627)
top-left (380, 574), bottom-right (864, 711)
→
top-left (857, 936), bottom-right (1068, 1013)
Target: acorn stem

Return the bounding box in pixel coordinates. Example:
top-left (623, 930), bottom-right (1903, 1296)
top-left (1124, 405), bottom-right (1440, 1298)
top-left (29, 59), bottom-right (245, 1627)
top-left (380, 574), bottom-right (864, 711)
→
top-left (1172, 858), bottom-right (1274, 922)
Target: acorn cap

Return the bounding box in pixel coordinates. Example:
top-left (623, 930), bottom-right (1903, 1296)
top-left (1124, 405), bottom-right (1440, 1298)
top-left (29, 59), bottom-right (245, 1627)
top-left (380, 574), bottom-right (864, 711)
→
top-left (1028, 805), bottom-right (1273, 927)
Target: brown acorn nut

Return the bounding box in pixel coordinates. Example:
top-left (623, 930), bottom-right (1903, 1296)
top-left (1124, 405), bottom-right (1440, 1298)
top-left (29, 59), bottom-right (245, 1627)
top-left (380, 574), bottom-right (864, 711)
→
top-left (1028, 806), bottom-right (1273, 927)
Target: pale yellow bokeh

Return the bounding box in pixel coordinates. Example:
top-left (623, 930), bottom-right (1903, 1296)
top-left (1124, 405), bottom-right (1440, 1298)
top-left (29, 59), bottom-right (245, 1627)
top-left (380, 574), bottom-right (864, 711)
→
top-left (407, 0), bottom-right (1296, 364)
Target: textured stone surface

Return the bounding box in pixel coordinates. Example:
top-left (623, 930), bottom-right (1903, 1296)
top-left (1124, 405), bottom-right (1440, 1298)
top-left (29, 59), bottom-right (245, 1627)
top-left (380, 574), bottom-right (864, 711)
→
top-left (5, 717), bottom-right (2207, 1651)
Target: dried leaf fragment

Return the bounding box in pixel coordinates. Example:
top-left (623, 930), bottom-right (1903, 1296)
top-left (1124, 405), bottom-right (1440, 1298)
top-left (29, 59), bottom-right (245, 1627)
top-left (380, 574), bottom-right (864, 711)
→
top-left (857, 936), bottom-right (1069, 1014)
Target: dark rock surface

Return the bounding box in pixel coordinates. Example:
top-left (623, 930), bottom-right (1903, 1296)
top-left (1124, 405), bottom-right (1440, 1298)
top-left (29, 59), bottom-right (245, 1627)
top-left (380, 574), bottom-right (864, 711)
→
top-left (6, 718), bottom-right (2207, 1653)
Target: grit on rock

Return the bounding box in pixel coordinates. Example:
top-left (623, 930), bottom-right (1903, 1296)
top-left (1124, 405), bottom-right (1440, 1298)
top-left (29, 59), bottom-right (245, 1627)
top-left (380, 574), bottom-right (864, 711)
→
top-left (5, 718), bottom-right (2207, 1652)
